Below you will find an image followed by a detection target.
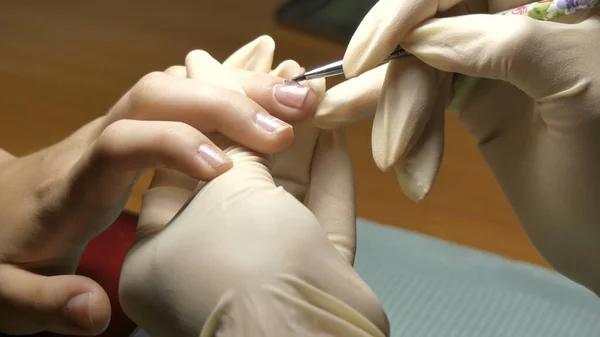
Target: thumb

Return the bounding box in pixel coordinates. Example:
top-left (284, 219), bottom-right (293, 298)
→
top-left (403, 15), bottom-right (575, 100)
top-left (0, 265), bottom-right (111, 335)
top-left (307, 129), bottom-right (356, 265)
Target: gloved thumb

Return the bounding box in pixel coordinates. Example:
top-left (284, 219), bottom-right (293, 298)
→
top-left (0, 265), bottom-right (111, 335)
top-left (403, 15), bottom-right (578, 100)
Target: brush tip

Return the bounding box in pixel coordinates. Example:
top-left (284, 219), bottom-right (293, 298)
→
top-left (285, 74), bottom-right (306, 83)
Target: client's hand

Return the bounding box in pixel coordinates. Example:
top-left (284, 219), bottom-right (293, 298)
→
top-left (0, 48), bottom-right (319, 335)
top-left (119, 37), bottom-right (390, 337)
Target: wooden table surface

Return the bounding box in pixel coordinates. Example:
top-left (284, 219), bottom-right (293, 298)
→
top-left (0, 0), bottom-right (548, 267)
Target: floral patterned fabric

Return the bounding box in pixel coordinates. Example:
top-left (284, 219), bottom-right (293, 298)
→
top-left (499, 0), bottom-right (600, 20)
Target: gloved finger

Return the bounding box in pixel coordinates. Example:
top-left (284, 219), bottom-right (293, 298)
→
top-left (0, 265), bottom-right (110, 336)
top-left (342, 0), bottom-right (530, 77)
top-left (373, 56), bottom-right (438, 171)
top-left (302, 77), bottom-right (327, 104)
top-left (307, 129), bottom-right (356, 264)
top-left (186, 50), bottom-right (247, 94)
top-left (314, 65), bottom-right (387, 129)
top-left (268, 60), bottom-right (320, 200)
top-left (403, 15), bottom-right (575, 100)
top-left (136, 171), bottom-right (198, 240)
top-left (343, 0), bottom-right (448, 77)
top-left (223, 35), bottom-right (275, 73)
top-left (108, 71), bottom-right (293, 154)
top-left (394, 74), bottom-right (452, 202)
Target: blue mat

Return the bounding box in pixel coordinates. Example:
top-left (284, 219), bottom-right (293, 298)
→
top-left (131, 219), bottom-right (600, 337)
top-left (355, 219), bottom-right (600, 336)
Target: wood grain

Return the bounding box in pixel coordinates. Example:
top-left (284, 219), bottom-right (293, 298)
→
top-left (0, 0), bottom-right (548, 267)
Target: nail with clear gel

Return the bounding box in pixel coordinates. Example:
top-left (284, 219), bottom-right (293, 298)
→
top-left (273, 82), bottom-right (310, 109)
top-left (197, 144), bottom-right (230, 168)
top-left (64, 292), bottom-right (94, 332)
top-left (255, 113), bottom-right (291, 134)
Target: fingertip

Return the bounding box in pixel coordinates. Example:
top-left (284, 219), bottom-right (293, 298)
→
top-left (343, 43), bottom-right (378, 79)
top-left (194, 144), bottom-right (234, 179)
top-left (231, 69), bottom-right (317, 123)
top-left (372, 152), bottom-right (397, 172)
top-left (274, 125), bottom-right (295, 152)
top-left (38, 274), bottom-right (111, 336)
top-left (271, 59), bottom-right (302, 77)
top-left (271, 82), bottom-right (317, 122)
top-left (301, 77), bottom-right (326, 102)
top-left (65, 288), bottom-right (111, 336)
top-left (223, 35), bottom-right (275, 72)
top-left (394, 164), bottom-right (430, 203)
top-left (256, 34), bottom-right (275, 47)
top-left (185, 49), bottom-right (214, 65)
top-left (302, 87), bottom-right (318, 117)
top-left (256, 118), bottom-right (294, 154)
top-left (89, 289), bottom-right (111, 335)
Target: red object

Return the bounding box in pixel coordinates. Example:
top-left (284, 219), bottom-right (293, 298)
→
top-left (35, 212), bottom-right (140, 337)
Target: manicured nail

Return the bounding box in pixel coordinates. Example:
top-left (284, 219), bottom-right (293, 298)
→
top-left (273, 82), bottom-right (310, 109)
top-left (255, 113), bottom-right (291, 134)
top-left (197, 144), bottom-right (229, 168)
top-left (64, 292), bottom-right (93, 331)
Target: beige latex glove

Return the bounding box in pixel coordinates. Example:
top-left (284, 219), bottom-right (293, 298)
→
top-left (119, 37), bottom-right (389, 337)
top-left (399, 11), bottom-right (600, 293)
top-left (0, 57), bottom-right (321, 334)
top-left (314, 0), bottom-right (535, 202)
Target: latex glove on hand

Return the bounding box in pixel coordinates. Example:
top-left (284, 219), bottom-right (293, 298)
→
top-left (314, 0), bottom-right (535, 202)
top-left (119, 37), bottom-right (389, 337)
top-left (400, 11), bottom-right (600, 293)
top-left (0, 56), bottom-right (319, 335)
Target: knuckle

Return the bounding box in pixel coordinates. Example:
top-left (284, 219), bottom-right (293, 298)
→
top-left (154, 122), bottom-right (202, 160)
top-left (128, 71), bottom-right (166, 111)
top-left (496, 18), bottom-right (535, 58)
top-left (484, 18), bottom-right (536, 80)
top-left (155, 122), bottom-right (190, 146)
top-left (94, 120), bottom-right (131, 161)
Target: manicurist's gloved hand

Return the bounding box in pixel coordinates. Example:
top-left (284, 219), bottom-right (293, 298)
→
top-left (400, 10), bottom-right (600, 293)
top-left (314, 0), bottom-right (536, 202)
top-left (0, 42), bottom-right (319, 335)
top-left (119, 37), bottom-right (390, 337)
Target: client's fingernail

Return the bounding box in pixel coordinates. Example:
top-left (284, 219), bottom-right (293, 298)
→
top-left (64, 292), bottom-right (93, 331)
top-left (198, 144), bottom-right (229, 168)
top-left (255, 113), bottom-right (291, 134)
top-left (274, 83), bottom-right (310, 109)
